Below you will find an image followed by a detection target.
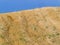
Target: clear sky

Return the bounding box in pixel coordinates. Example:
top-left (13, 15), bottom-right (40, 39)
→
top-left (0, 0), bottom-right (60, 13)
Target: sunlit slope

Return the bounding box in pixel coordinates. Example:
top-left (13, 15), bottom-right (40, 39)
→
top-left (0, 7), bottom-right (60, 45)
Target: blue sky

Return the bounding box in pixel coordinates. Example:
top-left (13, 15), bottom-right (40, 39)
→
top-left (0, 0), bottom-right (60, 13)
